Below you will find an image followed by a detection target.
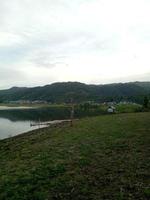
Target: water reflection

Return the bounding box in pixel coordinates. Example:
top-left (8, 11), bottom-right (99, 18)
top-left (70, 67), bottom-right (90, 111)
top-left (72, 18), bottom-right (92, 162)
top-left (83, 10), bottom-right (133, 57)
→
top-left (0, 106), bottom-right (104, 139)
top-left (0, 107), bottom-right (70, 122)
top-left (0, 118), bottom-right (41, 139)
top-left (0, 107), bottom-right (71, 139)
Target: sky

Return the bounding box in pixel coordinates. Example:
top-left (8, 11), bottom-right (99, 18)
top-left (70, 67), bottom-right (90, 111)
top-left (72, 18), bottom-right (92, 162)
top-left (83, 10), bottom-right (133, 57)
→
top-left (0, 0), bottom-right (150, 89)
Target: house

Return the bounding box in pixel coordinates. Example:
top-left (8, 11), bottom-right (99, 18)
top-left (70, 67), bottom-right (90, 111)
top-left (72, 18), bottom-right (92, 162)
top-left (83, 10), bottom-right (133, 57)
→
top-left (107, 106), bottom-right (116, 113)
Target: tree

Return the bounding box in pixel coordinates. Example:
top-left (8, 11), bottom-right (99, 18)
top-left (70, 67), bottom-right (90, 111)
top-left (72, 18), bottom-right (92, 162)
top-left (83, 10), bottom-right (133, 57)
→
top-left (143, 96), bottom-right (149, 108)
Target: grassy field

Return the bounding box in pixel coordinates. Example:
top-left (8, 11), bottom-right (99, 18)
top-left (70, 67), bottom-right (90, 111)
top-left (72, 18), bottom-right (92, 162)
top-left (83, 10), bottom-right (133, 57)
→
top-left (0, 112), bottom-right (150, 200)
top-left (116, 104), bottom-right (143, 113)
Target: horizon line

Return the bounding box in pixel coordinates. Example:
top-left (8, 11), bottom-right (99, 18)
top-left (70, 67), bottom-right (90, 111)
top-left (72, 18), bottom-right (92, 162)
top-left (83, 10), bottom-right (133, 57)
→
top-left (0, 80), bottom-right (150, 91)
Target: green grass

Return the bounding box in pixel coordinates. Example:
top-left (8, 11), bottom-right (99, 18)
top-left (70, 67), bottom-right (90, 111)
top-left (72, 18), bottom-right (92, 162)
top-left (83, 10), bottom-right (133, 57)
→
top-left (0, 112), bottom-right (150, 200)
top-left (116, 104), bottom-right (143, 113)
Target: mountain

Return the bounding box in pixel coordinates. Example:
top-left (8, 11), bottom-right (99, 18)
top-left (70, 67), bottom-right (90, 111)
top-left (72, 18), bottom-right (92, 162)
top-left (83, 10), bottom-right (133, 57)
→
top-left (134, 81), bottom-right (150, 91)
top-left (0, 81), bottom-right (150, 104)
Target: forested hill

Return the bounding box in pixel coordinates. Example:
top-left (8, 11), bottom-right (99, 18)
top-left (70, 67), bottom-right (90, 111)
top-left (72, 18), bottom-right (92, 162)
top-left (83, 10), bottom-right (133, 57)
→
top-left (0, 81), bottom-right (150, 103)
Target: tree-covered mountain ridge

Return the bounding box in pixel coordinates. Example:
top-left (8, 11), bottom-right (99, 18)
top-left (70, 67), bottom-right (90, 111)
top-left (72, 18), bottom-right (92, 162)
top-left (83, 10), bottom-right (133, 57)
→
top-left (0, 81), bottom-right (150, 103)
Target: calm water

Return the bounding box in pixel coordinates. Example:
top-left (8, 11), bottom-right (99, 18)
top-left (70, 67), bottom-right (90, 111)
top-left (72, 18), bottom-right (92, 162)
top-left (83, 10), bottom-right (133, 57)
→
top-left (0, 106), bottom-right (70, 140)
top-left (0, 118), bottom-right (41, 139)
top-left (0, 105), bottom-right (103, 140)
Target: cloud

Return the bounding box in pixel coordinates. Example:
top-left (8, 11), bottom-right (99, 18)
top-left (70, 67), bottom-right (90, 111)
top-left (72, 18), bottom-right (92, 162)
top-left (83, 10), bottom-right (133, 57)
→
top-left (0, 66), bottom-right (27, 89)
top-left (0, 0), bottom-right (150, 89)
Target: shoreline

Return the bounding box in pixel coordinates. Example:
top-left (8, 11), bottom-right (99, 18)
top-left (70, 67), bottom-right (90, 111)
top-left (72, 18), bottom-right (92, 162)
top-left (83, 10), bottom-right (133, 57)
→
top-left (0, 105), bottom-right (36, 110)
top-left (0, 119), bottom-right (73, 142)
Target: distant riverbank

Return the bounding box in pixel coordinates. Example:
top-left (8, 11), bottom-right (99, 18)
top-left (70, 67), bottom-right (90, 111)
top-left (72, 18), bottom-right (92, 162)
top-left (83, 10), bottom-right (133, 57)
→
top-left (0, 106), bottom-right (35, 110)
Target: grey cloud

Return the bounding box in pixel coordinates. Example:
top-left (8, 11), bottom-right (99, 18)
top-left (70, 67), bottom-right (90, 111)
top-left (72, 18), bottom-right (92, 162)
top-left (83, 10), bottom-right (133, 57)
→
top-left (0, 67), bottom-right (25, 80)
top-left (31, 54), bottom-right (67, 69)
top-left (0, 0), bottom-right (150, 88)
top-left (109, 73), bottom-right (150, 84)
top-left (0, 66), bottom-right (27, 89)
top-left (0, 0), bottom-right (117, 69)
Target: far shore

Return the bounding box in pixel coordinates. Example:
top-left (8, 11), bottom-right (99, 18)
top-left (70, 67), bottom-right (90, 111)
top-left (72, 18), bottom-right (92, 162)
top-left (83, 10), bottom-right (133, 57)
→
top-left (0, 105), bottom-right (36, 110)
top-left (0, 103), bottom-right (69, 109)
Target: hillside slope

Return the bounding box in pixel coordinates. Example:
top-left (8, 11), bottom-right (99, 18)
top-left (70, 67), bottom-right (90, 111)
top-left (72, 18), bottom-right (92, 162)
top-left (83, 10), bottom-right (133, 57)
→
top-left (0, 112), bottom-right (150, 199)
top-left (0, 81), bottom-right (149, 103)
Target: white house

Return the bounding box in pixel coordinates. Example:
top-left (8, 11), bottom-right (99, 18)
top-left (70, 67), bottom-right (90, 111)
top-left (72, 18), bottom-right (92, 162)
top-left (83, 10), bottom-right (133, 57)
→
top-left (107, 106), bottom-right (116, 113)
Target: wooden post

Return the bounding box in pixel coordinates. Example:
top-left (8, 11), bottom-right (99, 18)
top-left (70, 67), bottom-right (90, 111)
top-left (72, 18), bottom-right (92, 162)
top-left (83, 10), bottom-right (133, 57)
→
top-left (70, 104), bottom-right (74, 127)
top-left (38, 118), bottom-right (40, 129)
top-left (70, 99), bottom-right (74, 127)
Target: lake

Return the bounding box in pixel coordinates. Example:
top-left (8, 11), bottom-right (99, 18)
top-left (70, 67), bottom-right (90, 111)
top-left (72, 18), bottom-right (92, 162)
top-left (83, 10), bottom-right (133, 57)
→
top-left (0, 106), bottom-right (71, 140)
top-left (0, 105), bottom-right (105, 140)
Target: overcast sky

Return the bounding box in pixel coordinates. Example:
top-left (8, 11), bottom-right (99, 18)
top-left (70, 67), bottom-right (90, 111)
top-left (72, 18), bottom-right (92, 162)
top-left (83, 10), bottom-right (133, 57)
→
top-left (0, 0), bottom-right (150, 89)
